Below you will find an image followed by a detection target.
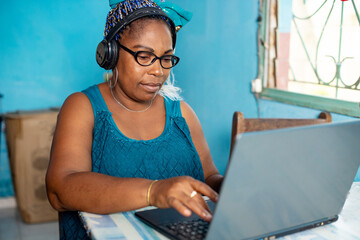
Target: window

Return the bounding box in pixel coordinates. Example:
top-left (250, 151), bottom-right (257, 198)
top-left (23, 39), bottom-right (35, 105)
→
top-left (258, 0), bottom-right (360, 117)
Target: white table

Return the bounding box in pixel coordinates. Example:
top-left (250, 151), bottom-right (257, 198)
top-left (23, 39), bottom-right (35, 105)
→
top-left (80, 182), bottom-right (360, 240)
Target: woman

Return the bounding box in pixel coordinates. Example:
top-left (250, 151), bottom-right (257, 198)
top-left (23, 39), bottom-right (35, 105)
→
top-left (46, 0), bottom-right (223, 239)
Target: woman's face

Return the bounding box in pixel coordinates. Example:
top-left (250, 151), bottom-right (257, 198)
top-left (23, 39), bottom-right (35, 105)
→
top-left (115, 19), bottom-right (173, 102)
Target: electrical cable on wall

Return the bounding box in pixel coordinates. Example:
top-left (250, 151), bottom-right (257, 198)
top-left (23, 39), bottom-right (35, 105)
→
top-left (251, 0), bottom-right (265, 118)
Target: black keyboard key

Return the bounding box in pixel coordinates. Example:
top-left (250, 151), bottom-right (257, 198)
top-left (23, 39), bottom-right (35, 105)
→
top-left (163, 219), bottom-right (209, 240)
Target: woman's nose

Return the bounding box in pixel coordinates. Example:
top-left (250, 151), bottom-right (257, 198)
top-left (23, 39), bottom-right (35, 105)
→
top-left (149, 58), bottom-right (163, 76)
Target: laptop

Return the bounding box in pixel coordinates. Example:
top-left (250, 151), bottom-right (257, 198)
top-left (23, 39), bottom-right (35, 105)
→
top-left (135, 120), bottom-right (360, 240)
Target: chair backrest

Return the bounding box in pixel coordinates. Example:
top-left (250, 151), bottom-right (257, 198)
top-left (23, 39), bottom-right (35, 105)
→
top-left (230, 111), bottom-right (332, 157)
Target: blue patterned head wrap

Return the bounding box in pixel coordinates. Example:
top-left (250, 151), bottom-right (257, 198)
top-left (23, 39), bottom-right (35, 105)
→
top-left (152, 0), bottom-right (192, 30)
top-left (105, 0), bottom-right (192, 40)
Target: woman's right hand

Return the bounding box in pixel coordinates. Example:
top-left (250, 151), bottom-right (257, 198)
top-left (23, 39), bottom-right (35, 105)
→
top-left (149, 176), bottom-right (219, 222)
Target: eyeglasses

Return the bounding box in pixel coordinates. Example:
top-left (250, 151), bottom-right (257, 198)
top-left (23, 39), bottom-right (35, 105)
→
top-left (118, 43), bottom-right (180, 69)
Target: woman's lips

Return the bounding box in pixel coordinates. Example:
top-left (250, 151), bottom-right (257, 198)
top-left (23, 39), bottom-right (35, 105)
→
top-left (140, 83), bottom-right (161, 93)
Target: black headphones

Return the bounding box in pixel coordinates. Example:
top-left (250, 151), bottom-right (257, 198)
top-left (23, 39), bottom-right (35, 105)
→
top-left (96, 7), bottom-right (177, 70)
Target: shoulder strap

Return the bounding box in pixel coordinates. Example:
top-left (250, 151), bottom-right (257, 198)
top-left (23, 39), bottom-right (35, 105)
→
top-left (82, 85), bottom-right (109, 118)
top-left (164, 97), bottom-right (182, 118)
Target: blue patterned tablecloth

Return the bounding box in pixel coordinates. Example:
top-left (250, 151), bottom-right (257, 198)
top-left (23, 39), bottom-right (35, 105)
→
top-left (80, 182), bottom-right (360, 240)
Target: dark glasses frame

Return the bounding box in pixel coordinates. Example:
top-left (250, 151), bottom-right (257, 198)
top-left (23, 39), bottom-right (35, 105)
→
top-left (118, 43), bottom-right (180, 69)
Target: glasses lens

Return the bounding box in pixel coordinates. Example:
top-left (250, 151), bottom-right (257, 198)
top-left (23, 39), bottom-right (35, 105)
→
top-left (161, 55), bottom-right (180, 69)
top-left (136, 51), bottom-right (155, 66)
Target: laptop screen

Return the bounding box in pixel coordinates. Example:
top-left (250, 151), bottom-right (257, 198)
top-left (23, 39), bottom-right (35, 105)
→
top-left (206, 121), bottom-right (360, 239)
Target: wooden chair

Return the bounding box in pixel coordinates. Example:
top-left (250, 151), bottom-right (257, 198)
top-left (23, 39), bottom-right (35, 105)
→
top-left (229, 111), bottom-right (332, 157)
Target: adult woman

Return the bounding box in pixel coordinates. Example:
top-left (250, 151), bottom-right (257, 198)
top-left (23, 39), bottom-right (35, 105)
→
top-left (46, 0), bottom-right (223, 239)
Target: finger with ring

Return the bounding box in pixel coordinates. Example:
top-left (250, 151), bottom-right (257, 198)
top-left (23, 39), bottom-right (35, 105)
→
top-left (190, 190), bottom-right (197, 198)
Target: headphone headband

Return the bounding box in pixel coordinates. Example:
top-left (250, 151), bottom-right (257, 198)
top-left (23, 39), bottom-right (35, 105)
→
top-left (105, 7), bottom-right (176, 48)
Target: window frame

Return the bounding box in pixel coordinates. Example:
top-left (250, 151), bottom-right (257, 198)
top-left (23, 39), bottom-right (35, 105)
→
top-left (258, 0), bottom-right (360, 117)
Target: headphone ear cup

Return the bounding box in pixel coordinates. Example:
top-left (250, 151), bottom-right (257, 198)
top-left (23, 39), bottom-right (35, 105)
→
top-left (96, 40), bottom-right (109, 69)
top-left (96, 39), bottom-right (119, 70)
top-left (107, 39), bottom-right (119, 70)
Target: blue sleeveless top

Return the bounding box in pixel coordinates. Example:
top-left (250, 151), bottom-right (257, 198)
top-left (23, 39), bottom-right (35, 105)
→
top-left (60, 85), bottom-right (205, 239)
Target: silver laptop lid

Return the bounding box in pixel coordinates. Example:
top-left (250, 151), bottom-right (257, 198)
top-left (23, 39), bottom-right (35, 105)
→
top-left (206, 120), bottom-right (360, 240)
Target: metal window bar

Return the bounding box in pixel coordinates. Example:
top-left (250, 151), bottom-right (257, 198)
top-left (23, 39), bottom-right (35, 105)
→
top-left (288, 0), bottom-right (360, 98)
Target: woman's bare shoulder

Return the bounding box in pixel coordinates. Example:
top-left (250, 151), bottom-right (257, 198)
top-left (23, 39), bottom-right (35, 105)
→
top-left (58, 91), bottom-right (94, 126)
top-left (179, 101), bottom-right (198, 122)
top-left (63, 91), bottom-right (90, 106)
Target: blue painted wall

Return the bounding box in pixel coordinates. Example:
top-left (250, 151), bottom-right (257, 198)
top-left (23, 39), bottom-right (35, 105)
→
top-left (170, 0), bottom-right (259, 173)
top-left (0, 1), bottom-right (108, 112)
top-left (1, 0), bottom-right (357, 185)
top-left (0, 0), bottom-right (259, 176)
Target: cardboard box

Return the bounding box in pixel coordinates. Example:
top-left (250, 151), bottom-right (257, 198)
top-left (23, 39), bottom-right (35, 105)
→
top-left (5, 109), bottom-right (59, 223)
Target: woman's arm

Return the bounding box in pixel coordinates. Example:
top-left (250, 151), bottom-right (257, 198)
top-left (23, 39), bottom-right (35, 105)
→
top-left (180, 101), bottom-right (224, 193)
top-left (46, 92), bottom-right (153, 214)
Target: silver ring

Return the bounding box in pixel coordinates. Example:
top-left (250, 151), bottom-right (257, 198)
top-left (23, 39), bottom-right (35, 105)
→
top-left (190, 190), bottom-right (197, 198)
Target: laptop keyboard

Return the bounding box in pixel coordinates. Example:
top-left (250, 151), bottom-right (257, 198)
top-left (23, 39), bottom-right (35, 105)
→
top-left (162, 218), bottom-right (209, 240)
